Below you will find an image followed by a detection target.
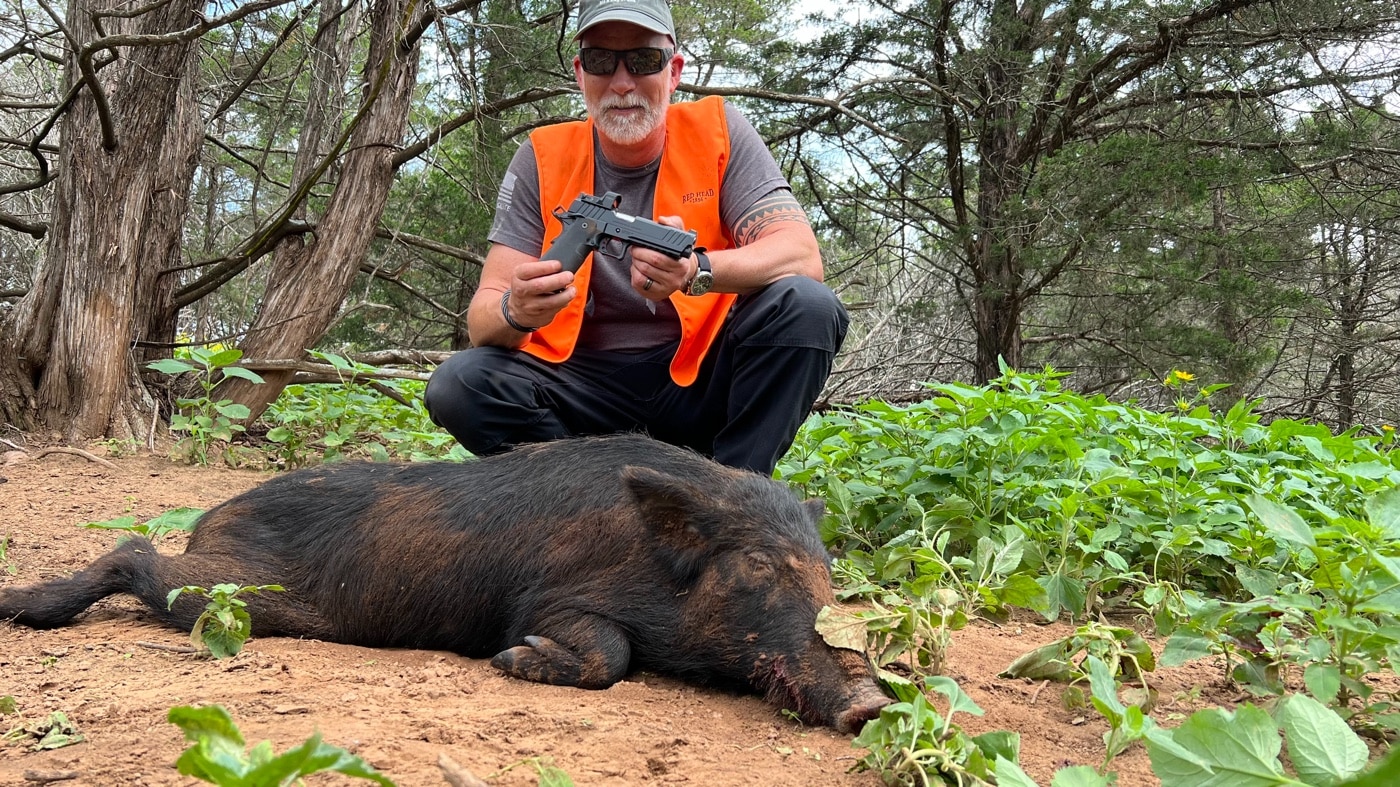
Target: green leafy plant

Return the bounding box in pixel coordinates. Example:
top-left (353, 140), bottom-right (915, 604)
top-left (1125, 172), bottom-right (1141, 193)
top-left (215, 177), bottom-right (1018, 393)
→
top-left (0, 534), bottom-right (15, 575)
top-left (783, 368), bottom-right (1400, 622)
top-left (1083, 656), bottom-right (1158, 773)
top-left (149, 347), bottom-right (265, 464)
top-left (166, 583), bottom-right (285, 659)
top-left (264, 354), bottom-right (467, 466)
top-left (853, 675), bottom-right (1114, 787)
top-left (1000, 623), bottom-right (1156, 690)
top-left (167, 704), bottom-right (394, 786)
top-left (3, 711), bottom-right (85, 751)
top-left (1143, 693), bottom-right (1400, 787)
top-left (1161, 489), bottom-right (1400, 730)
top-left (817, 585), bottom-right (968, 678)
top-left (851, 674), bottom-right (1010, 785)
top-left (494, 757), bottom-right (575, 786)
top-left (85, 508), bottom-right (203, 545)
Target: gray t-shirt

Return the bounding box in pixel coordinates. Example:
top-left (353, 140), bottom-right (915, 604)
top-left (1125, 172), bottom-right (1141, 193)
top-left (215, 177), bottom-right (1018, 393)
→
top-left (488, 102), bottom-right (790, 352)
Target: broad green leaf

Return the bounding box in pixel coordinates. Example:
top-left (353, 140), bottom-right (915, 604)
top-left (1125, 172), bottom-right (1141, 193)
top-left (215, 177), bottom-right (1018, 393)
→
top-left (147, 358), bottom-right (197, 375)
top-left (537, 766), bottom-right (576, 787)
top-left (1145, 704), bottom-right (1290, 787)
top-left (991, 534), bottom-right (1025, 576)
top-left (1235, 565), bottom-right (1279, 598)
top-left (815, 605), bottom-right (868, 652)
top-left (993, 756), bottom-right (1040, 787)
top-left (1085, 656), bottom-right (1126, 718)
top-left (1160, 634), bottom-right (1215, 667)
top-left (202, 606), bottom-right (251, 659)
top-left (242, 734), bottom-right (396, 786)
top-left (1365, 487), bottom-right (1400, 540)
top-left (1247, 495), bottom-right (1315, 548)
top-left (926, 675), bottom-right (984, 719)
top-left (85, 516), bottom-right (139, 531)
top-left (1038, 571), bottom-right (1087, 620)
top-left (205, 347), bottom-right (244, 369)
top-left (1050, 765), bottom-right (1113, 787)
top-left (145, 508), bottom-right (204, 535)
top-left (1001, 641), bottom-right (1075, 682)
top-left (1336, 745), bottom-right (1400, 786)
top-left (221, 366), bottom-right (265, 384)
top-left (168, 705), bottom-right (250, 781)
top-left (215, 402), bottom-right (252, 420)
top-left (1278, 694), bottom-right (1367, 785)
top-left (1303, 663), bottom-right (1341, 706)
top-left (972, 731), bottom-right (1021, 764)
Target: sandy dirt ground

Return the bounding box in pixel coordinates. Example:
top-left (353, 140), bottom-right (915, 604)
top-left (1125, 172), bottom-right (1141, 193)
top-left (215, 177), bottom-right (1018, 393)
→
top-left (0, 449), bottom-right (1237, 786)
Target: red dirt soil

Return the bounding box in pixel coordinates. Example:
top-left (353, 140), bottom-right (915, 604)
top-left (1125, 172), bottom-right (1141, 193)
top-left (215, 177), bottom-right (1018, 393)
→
top-left (0, 449), bottom-right (1234, 786)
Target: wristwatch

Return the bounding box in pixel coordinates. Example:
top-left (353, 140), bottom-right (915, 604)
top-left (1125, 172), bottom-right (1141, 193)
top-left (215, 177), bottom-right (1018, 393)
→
top-left (685, 249), bottom-right (714, 296)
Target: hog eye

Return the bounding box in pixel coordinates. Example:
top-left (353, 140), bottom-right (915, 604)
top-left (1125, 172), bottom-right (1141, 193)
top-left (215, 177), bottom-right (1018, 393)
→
top-left (744, 551), bottom-right (774, 573)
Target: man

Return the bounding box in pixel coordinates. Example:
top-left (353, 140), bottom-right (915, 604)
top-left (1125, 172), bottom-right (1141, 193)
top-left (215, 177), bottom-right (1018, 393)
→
top-left (425, 0), bottom-right (848, 476)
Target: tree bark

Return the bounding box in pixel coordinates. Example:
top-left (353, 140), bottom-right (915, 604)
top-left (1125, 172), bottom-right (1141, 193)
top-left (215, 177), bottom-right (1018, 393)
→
top-left (0, 0), bottom-right (202, 441)
top-left (216, 0), bottom-right (421, 421)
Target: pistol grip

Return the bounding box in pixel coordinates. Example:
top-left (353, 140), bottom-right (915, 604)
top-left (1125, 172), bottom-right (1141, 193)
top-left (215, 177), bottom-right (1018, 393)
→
top-left (540, 218), bottom-right (600, 274)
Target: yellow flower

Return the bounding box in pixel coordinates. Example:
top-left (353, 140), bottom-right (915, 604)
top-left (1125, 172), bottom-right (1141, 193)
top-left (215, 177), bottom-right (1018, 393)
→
top-left (1172, 370), bottom-right (1196, 382)
top-left (1384, 425), bottom-right (1395, 433)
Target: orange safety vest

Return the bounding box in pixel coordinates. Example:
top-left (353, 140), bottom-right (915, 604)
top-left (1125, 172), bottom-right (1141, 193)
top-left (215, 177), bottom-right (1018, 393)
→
top-left (522, 95), bottom-right (738, 387)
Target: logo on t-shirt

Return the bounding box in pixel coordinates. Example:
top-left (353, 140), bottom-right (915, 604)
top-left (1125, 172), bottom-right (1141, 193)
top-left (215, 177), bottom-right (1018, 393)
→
top-left (490, 171), bottom-right (519, 237)
top-left (681, 188), bottom-right (715, 204)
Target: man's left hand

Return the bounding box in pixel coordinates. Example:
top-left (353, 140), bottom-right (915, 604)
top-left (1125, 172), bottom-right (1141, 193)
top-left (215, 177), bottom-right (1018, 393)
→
top-left (630, 215), bottom-right (696, 300)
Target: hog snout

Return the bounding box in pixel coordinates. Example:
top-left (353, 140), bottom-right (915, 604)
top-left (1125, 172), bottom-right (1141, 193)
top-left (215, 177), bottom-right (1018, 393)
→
top-left (836, 682), bottom-right (893, 734)
top-left (755, 649), bottom-right (891, 734)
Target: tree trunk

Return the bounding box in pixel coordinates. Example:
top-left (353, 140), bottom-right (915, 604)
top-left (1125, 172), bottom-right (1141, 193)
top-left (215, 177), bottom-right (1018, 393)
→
top-left (0, 0), bottom-right (202, 441)
top-left (969, 0), bottom-right (1032, 383)
top-left (217, 0), bottom-right (421, 421)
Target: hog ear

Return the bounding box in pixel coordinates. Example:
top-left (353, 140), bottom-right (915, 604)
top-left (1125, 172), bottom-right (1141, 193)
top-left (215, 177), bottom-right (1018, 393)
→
top-left (802, 498), bottom-right (826, 525)
top-left (621, 465), bottom-right (717, 541)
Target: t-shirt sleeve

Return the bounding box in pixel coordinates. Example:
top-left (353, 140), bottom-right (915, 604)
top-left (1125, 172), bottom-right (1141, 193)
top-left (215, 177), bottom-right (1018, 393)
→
top-left (718, 103), bottom-right (794, 241)
top-left (487, 140), bottom-right (546, 257)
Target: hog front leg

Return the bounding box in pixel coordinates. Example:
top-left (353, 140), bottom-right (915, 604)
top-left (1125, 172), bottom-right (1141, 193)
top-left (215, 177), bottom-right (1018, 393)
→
top-left (490, 613), bottom-right (631, 690)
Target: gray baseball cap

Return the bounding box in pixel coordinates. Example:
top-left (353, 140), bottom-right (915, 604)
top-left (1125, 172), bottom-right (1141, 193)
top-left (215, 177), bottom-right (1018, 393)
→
top-left (574, 0), bottom-right (676, 41)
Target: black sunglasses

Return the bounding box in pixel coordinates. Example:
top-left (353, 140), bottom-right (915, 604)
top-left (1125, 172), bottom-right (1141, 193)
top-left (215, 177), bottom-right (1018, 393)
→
top-left (579, 47), bottom-right (674, 76)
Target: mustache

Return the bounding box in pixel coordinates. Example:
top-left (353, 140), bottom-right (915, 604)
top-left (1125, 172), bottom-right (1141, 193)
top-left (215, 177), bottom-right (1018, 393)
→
top-left (598, 96), bottom-right (651, 112)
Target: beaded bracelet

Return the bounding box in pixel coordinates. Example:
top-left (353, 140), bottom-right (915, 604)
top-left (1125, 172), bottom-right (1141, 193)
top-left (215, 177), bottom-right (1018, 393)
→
top-left (500, 290), bottom-right (540, 333)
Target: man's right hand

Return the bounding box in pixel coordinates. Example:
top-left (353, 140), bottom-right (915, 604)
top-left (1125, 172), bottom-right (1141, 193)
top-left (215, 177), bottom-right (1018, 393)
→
top-left (468, 245), bottom-right (576, 348)
top-left (507, 258), bottom-right (576, 328)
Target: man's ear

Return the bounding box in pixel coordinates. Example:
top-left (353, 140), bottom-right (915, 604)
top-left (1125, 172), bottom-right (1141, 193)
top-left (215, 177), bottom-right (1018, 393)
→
top-left (573, 55), bottom-right (586, 89)
top-left (668, 53), bottom-right (684, 91)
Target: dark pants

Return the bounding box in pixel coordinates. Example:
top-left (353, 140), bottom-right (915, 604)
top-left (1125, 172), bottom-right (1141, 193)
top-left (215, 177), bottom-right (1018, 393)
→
top-left (425, 277), bottom-right (849, 475)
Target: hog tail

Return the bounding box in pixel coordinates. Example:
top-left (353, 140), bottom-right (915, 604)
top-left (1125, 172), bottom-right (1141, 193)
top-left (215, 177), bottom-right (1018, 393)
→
top-left (0, 538), bottom-right (160, 628)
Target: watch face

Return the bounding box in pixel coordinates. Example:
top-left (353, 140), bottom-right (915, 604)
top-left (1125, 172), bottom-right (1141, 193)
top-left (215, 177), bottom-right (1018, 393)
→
top-left (689, 271), bottom-right (714, 296)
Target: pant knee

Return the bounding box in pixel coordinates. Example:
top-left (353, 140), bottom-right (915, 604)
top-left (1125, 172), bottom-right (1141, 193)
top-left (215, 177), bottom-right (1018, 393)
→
top-left (731, 276), bottom-right (849, 350)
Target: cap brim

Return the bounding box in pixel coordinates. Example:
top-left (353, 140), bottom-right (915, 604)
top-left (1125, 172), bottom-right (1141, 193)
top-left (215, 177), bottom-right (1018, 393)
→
top-left (573, 10), bottom-right (674, 39)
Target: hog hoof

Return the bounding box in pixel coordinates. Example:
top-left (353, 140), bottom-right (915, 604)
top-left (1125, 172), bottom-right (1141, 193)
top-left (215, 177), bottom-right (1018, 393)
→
top-left (491, 635), bottom-right (586, 686)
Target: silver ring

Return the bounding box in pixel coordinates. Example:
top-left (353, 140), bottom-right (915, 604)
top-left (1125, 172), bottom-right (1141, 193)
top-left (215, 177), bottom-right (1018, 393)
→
top-left (643, 278), bottom-right (653, 291)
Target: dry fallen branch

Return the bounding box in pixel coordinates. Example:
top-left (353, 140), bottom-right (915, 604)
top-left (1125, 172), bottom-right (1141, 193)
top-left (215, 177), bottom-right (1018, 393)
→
top-left (30, 447), bottom-right (119, 471)
top-left (437, 753), bottom-right (490, 787)
top-left (233, 358), bottom-right (431, 383)
top-left (133, 641), bottom-right (199, 655)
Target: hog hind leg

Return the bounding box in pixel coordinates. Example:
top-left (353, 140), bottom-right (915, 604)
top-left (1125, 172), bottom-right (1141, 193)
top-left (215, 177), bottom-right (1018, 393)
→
top-left (490, 613), bottom-right (631, 690)
top-left (130, 551), bottom-right (333, 639)
top-left (0, 538), bottom-right (165, 628)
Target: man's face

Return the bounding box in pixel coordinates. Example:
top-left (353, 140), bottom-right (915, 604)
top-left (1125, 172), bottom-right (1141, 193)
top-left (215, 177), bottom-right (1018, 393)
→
top-left (575, 22), bottom-right (681, 149)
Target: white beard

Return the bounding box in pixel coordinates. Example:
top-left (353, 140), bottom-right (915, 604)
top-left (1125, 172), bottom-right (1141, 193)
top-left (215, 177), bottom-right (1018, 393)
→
top-left (589, 94), bottom-right (663, 146)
